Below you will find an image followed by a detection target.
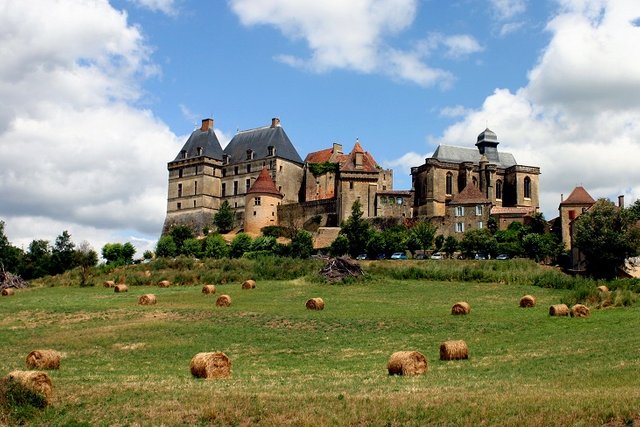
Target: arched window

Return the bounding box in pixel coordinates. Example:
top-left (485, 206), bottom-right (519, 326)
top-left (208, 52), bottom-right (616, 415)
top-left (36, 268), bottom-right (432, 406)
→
top-left (445, 173), bottom-right (453, 195)
top-left (496, 180), bottom-right (503, 200)
top-left (524, 176), bottom-right (531, 199)
top-left (472, 176), bottom-right (478, 187)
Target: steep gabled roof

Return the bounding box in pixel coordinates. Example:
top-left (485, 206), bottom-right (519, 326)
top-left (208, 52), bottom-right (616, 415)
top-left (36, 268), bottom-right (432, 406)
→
top-left (560, 186), bottom-right (596, 206)
top-left (173, 128), bottom-right (224, 161)
top-left (432, 145), bottom-right (517, 168)
top-left (224, 125), bottom-right (303, 164)
top-left (339, 141), bottom-right (380, 172)
top-left (305, 147), bottom-right (335, 163)
top-left (247, 168), bottom-right (283, 197)
top-left (449, 184), bottom-right (491, 205)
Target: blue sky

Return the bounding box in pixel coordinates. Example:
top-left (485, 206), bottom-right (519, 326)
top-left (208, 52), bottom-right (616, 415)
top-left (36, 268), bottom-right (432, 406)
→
top-left (1, 0), bottom-right (640, 256)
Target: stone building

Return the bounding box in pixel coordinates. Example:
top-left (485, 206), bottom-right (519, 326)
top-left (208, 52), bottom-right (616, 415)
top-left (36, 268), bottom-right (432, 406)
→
top-left (559, 186), bottom-right (596, 251)
top-left (411, 128), bottom-right (540, 229)
top-left (439, 183), bottom-right (492, 236)
top-left (244, 168), bottom-right (284, 235)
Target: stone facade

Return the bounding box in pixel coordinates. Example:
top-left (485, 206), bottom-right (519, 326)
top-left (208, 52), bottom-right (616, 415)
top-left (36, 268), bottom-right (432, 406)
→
top-left (244, 168), bottom-right (283, 234)
top-left (375, 191), bottom-right (413, 218)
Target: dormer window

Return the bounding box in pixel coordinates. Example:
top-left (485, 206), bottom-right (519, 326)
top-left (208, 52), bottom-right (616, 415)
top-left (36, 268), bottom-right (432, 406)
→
top-left (181, 150), bottom-right (187, 159)
top-left (267, 146), bottom-right (275, 156)
top-left (246, 149), bottom-right (254, 160)
top-left (223, 154), bottom-right (230, 165)
top-left (196, 147), bottom-right (203, 156)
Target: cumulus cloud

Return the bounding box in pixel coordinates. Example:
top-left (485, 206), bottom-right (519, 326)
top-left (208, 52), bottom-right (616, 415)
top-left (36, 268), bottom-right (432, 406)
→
top-left (229, 0), bottom-right (480, 87)
top-left (129, 0), bottom-right (179, 16)
top-left (0, 0), bottom-right (179, 254)
top-left (391, 0), bottom-right (640, 218)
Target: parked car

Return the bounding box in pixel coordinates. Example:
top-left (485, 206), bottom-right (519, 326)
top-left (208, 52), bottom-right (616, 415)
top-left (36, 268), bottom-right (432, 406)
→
top-left (414, 253), bottom-right (427, 260)
top-left (430, 252), bottom-right (444, 260)
top-left (496, 254), bottom-right (510, 260)
top-left (356, 254), bottom-right (367, 260)
top-left (390, 252), bottom-right (408, 260)
top-left (474, 253), bottom-right (488, 260)
top-left (376, 253), bottom-right (387, 260)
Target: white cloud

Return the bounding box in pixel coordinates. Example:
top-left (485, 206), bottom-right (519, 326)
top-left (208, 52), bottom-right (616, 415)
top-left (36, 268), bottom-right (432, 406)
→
top-left (129, 0), bottom-right (179, 16)
top-left (0, 0), bottom-right (180, 255)
top-left (229, 0), bottom-right (480, 87)
top-left (391, 0), bottom-right (640, 218)
top-left (490, 0), bottom-right (527, 20)
top-left (383, 151), bottom-right (430, 179)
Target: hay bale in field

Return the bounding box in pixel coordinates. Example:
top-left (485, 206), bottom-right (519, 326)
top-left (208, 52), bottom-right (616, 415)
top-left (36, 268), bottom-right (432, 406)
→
top-left (549, 304), bottom-right (569, 316)
top-left (144, 270), bottom-right (152, 278)
top-left (202, 284), bottom-right (216, 295)
top-left (114, 284), bottom-right (128, 293)
top-left (138, 294), bottom-right (157, 305)
top-left (1, 288), bottom-right (15, 296)
top-left (25, 350), bottom-right (61, 370)
top-left (189, 352), bottom-right (231, 379)
top-left (570, 304), bottom-right (590, 318)
top-left (103, 280), bottom-right (115, 288)
top-left (1, 370), bottom-right (52, 408)
top-left (157, 280), bottom-right (171, 288)
top-left (305, 297), bottom-right (325, 310)
top-left (451, 301), bottom-right (471, 315)
top-left (519, 295), bottom-right (536, 308)
top-left (216, 295), bottom-right (232, 307)
top-left (439, 340), bottom-right (469, 361)
top-left (242, 279), bottom-right (256, 289)
top-left (597, 285), bottom-right (609, 293)
top-left (387, 351), bottom-right (428, 376)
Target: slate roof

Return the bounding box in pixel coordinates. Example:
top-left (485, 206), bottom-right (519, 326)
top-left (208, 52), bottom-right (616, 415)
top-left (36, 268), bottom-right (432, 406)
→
top-left (432, 145), bottom-right (517, 168)
top-left (224, 125), bottom-right (303, 164)
top-left (560, 186), bottom-right (595, 206)
top-left (449, 184), bottom-right (491, 205)
top-left (247, 168), bottom-right (283, 197)
top-left (173, 128), bottom-right (224, 161)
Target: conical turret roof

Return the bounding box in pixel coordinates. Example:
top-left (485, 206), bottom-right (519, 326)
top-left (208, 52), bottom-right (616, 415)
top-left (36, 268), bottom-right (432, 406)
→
top-left (247, 168), bottom-right (283, 197)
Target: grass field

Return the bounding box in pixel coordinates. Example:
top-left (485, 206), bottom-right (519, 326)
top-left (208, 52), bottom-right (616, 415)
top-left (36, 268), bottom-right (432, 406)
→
top-left (1, 260), bottom-right (639, 426)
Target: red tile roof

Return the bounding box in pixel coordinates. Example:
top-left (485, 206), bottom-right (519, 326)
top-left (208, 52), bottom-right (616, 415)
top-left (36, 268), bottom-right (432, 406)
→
top-left (247, 168), bottom-right (283, 197)
top-left (490, 206), bottom-right (536, 215)
top-left (338, 141), bottom-right (380, 172)
top-left (449, 184), bottom-right (490, 205)
top-left (560, 186), bottom-right (595, 206)
top-left (304, 147), bottom-right (334, 163)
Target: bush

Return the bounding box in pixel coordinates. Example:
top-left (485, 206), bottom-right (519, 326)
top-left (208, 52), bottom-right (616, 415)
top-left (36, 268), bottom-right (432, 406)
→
top-left (230, 233), bottom-right (252, 258)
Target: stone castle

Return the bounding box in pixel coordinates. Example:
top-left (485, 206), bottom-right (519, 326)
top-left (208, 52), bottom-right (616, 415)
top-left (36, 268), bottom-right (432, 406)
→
top-left (163, 117), bottom-right (540, 239)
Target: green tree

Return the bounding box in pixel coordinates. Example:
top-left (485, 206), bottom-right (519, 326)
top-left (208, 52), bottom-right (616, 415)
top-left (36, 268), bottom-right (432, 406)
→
top-left (203, 234), bottom-right (229, 258)
top-left (434, 234), bottom-right (445, 252)
top-left (366, 231), bottom-right (386, 259)
top-left (628, 199), bottom-right (640, 221)
top-left (75, 241), bottom-right (98, 287)
top-left (522, 233), bottom-right (563, 264)
top-left (290, 230), bottom-right (314, 259)
top-left (213, 201), bottom-right (235, 233)
top-left (442, 236), bottom-right (459, 257)
top-left (51, 231), bottom-right (76, 274)
top-left (230, 233), bottom-right (252, 258)
top-left (156, 235), bottom-right (177, 258)
top-left (382, 227), bottom-right (408, 255)
top-left (143, 250), bottom-right (154, 260)
top-left (461, 228), bottom-right (497, 258)
top-left (410, 221), bottom-right (436, 254)
top-left (250, 236), bottom-right (278, 253)
top-left (169, 225), bottom-right (194, 255)
top-left (329, 235), bottom-right (349, 257)
top-left (487, 216), bottom-right (498, 234)
top-left (101, 243), bottom-right (136, 265)
top-left (341, 200), bottom-right (371, 257)
top-left (528, 212), bottom-right (547, 234)
top-left (574, 199), bottom-right (640, 278)
top-left (182, 238), bottom-right (203, 258)
top-left (24, 239), bottom-right (51, 279)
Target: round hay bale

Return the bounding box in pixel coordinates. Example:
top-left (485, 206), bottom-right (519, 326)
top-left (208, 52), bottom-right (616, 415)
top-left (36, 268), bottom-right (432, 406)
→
top-left (451, 301), bottom-right (471, 315)
top-left (387, 351), bottom-right (428, 376)
top-left (190, 352), bottom-right (231, 379)
top-left (549, 304), bottom-right (569, 316)
top-left (519, 295), bottom-right (536, 308)
top-left (138, 294), bottom-right (157, 306)
top-left (25, 350), bottom-right (61, 370)
top-left (114, 284), bottom-right (128, 293)
top-left (597, 285), bottom-right (609, 293)
top-left (306, 297), bottom-right (325, 310)
top-left (202, 284), bottom-right (216, 295)
top-left (2, 370), bottom-right (52, 408)
top-left (216, 295), bottom-right (232, 307)
top-left (157, 280), bottom-right (171, 288)
top-left (144, 270), bottom-right (152, 278)
top-left (2, 288), bottom-right (15, 296)
top-left (242, 279), bottom-right (256, 289)
top-left (570, 304), bottom-right (590, 318)
top-left (439, 340), bottom-right (469, 361)
top-left (103, 280), bottom-right (115, 288)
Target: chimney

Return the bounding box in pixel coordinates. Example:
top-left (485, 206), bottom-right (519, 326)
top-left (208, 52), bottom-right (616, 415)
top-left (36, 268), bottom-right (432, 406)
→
top-left (355, 152), bottom-right (363, 169)
top-left (201, 118), bottom-right (214, 131)
top-left (560, 193), bottom-right (564, 202)
top-left (332, 143), bottom-right (342, 155)
top-left (618, 195), bottom-right (624, 208)
top-left (271, 117), bottom-right (281, 128)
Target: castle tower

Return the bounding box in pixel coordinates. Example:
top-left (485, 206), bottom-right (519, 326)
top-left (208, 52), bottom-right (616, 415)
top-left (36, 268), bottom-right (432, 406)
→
top-left (163, 118), bottom-right (224, 235)
top-left (559, 186), bottom-right (596, 250)
top-left (244, 168), bottom-right (283, 234)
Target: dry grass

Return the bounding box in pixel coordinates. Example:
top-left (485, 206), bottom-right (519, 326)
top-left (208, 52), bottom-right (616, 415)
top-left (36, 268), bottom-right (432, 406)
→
top-left (570, 304), bottom-right (590, 318)
top-left (25, 350), bottom-right (61, 370)
top-left (1, 371), bottom-right (52, 407)
top-left (387, 351), bottom-right (427, 375)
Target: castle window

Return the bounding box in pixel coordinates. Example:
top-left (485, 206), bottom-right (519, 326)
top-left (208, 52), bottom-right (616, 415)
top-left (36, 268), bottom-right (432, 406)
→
top-left (223, 154), bottom-right (230, 165)
top-left (246, 164), bottom-right (251, 173)
top-left (478, 221), bottom-right (483, 229)
top-left (349, 182), bottom-right (354, 190)
top-left (181, 150), bottom-right (187, 159)
top-left (472, 177), bottom-right (478, 187)
top-left (446, 173), bottom-right (453, 195)
top-left (253, 211), bottom-right (256, 216)
top-left (279, 165), bottom-right (283, 172)
top-left (568, 210), bottom-right (576, 220)
top-left (382, 185), bottom-right (386, 190)
top-left (222, 169), bottom-right (227, 177)
top-left (475, 205), bottom-right (482, 216)
top-left (455, 222), bottom-right (464, 233)
top-left (221, 183), bottom-right (226, 197)
top-left (245, 178), bottom-right (251, 193)
top-left (397, 197), bottom-right (403, 205)
top-left (268, 146), bottom-right (275, 156)
top-left (194, 181), bottom-right (198, 195)
top-left (177, 202), bottom-right (182, 210)
top-left (380, 196), bottom-right (387, 204)
top-left (178, 169), bottom-right (183, 178)
top-left (255, 197), bottom-right (261, 206)
top-left (193, 200), bottom-right (196, 208)
top-left (234, 166), bottom-right (239, 175)
top-left (233, 181), bottom-right (238, 196)
top-left (496, 180), bottom-right (503, 200)
top-left (455, 206), bottom-right (464, 217)
top-left (196, 147), bottom-right (203, 156)
top-left (246, 149), bottom-right (254, 160)
top-left (178, 183), bottom-right (182, 197)
top-left (524, 177), bottom-right (531, 199)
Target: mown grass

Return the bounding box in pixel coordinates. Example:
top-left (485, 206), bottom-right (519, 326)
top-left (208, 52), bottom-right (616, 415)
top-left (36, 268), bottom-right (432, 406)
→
top-left (1, 260), bottom-right (639, 425)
